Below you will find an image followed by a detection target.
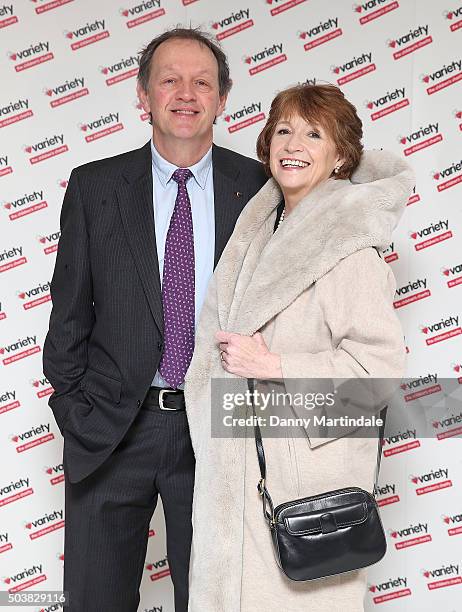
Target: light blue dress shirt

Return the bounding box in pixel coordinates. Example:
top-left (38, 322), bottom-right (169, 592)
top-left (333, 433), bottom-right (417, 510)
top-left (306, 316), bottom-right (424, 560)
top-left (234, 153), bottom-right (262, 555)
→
top-left (150, 139), bottom-right (215, 388)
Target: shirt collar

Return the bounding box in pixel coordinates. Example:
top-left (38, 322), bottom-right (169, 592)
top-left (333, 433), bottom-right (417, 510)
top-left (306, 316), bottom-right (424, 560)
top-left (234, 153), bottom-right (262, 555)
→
top-left (150, 139), bottom-right (212, 190)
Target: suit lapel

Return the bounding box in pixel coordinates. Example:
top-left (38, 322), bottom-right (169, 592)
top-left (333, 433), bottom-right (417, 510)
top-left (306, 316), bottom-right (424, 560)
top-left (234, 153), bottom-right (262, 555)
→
top-left (116, 141), bottom-right (164, 335)
top-left (212, 145), bottom-right (246, 268)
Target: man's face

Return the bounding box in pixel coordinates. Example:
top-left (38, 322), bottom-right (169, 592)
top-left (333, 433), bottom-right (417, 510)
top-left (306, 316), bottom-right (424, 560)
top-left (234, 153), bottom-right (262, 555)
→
top-left (137, 38), bottom-right (227, 149)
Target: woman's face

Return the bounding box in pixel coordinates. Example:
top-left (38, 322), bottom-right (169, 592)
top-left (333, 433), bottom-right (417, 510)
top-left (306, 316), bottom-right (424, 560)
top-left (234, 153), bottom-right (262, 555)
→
top-left (269, 114), bottom-right (344, 203)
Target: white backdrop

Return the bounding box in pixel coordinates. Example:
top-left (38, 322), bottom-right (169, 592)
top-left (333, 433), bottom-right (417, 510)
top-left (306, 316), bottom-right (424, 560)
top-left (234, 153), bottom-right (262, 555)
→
top-left (1, 0), bottom-right (461, 611)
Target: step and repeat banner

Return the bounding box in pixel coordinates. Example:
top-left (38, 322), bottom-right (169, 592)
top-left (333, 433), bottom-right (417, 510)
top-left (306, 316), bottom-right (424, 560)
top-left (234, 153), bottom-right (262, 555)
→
top-left (1, 0), bottom-right (461, 610)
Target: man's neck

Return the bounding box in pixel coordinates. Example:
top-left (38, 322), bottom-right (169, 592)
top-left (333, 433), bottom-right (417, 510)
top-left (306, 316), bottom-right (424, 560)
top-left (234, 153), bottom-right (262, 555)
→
top-left (152, 134), bottom-right (213, 168)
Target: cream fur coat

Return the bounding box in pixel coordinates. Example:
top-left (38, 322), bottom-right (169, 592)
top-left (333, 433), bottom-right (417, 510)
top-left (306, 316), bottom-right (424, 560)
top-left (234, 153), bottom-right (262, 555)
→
top-left (184, 150), bottom-right (415, 612)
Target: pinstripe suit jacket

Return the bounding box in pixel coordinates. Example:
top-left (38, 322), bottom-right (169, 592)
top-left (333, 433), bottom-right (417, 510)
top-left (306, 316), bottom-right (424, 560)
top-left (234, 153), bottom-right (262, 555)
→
top-left (43, 140), bottom-right (267, 483)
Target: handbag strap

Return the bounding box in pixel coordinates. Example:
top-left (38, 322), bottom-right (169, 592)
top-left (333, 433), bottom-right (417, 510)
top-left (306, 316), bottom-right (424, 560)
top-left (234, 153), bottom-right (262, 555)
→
top-left (247, 378), bottom-right (386, 527)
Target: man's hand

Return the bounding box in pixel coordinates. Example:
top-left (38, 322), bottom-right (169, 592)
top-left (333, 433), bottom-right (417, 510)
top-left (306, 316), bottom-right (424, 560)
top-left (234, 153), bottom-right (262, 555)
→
top-left (216, 330), bottom-right (282, 379)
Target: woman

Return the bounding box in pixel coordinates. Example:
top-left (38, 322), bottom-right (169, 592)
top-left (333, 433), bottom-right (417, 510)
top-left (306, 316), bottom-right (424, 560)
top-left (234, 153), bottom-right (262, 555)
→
top-left (184, 84), bottom-right (414, 611)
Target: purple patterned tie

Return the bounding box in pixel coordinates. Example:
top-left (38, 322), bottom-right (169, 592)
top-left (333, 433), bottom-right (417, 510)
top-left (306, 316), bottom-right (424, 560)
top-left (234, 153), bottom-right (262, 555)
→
top-left (158, 168), bottom-right (195, 388)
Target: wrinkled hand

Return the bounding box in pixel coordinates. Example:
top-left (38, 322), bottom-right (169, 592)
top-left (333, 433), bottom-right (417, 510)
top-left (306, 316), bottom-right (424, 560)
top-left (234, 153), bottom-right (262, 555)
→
top-left (216, 330), bottom-right (282, 379)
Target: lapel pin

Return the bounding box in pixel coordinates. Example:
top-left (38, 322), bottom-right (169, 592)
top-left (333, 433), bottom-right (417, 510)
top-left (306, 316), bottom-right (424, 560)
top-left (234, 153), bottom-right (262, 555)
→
top-left (234, 191), bottom-right (242, 197)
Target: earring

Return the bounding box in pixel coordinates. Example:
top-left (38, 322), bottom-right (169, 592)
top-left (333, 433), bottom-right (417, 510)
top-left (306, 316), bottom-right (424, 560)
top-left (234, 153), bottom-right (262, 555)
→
top-left (334, 165), bottom-right (341, 174)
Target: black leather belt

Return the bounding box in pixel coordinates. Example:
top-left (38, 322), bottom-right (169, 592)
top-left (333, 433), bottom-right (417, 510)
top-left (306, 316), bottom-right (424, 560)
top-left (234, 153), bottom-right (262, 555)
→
top-left (143, 386), bottom-right (186, 411)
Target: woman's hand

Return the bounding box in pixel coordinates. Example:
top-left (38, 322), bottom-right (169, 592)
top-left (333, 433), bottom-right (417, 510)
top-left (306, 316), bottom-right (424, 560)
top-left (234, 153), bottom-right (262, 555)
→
top-left (216, 330), bottom-right (282, 379)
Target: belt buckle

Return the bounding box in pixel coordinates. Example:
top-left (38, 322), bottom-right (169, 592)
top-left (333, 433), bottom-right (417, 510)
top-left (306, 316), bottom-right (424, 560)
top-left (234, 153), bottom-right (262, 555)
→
top-left (159, 389), bottom-right (179, 411)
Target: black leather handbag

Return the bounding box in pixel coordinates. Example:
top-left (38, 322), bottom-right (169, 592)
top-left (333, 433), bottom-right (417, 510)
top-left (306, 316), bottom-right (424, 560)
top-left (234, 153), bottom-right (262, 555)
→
top-left (248, 378), bottom-right (387, 582)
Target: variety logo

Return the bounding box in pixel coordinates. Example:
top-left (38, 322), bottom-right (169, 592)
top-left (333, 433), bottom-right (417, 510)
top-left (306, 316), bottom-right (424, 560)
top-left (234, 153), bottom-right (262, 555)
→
top-left (442, 261), bottom-right (462, 288)
top-left (421, 58), bottom-right (462, 95)
top-left (0, 153), bottom-right (12, 177)
top-left (211, 8), bottom-right (254, 40)
top-left (442, 512), bottom-right (462, 536)
top-left (299, 16), bottom-right (343, 51)
top-left (1, 335), bottom-right (40, 366)
top-left (38, 231), bottom-right (60, 255)
top-left (32, 0), bottom-right (75, 15)
top-left (382, 242), bottom-right (398, 263)
top-left (0, 388), bottom-right (18, 416)
top-left (420, 315), bottom-right (461, 346)
top-left (368, 575), bottom-right (410, 604)
top-left (17, 282), bottom-right (51, 311)
top-left (100, 55), bottom-right (139, 86)
top-left (373, 482), bottom-right (400, 506)
top-left (79, 112), bottom-right (123, 142)
top-left (2, 563), bottom-right (46, 590)
top-left (64, 18), bottom-right (109, 50)
top-left (398, 122), bottom-right (442, 156)
top-left (44, 463), bottom-right (64, 486)
top-left (353, 0), bottom-right (399, 25)
top-left (0, 4), bottom-right (18, 29)
top-left (364, 86), bottom-right (408, 121)
top-left (332, 51), bottom-right (376, 85)
top-left (119, 0), bottom-right (165, 28)
top-left (444, 5), bottom-right (462, 31)
top-left (394, 277), bottom-right (430, 309)
top-left (44, 76), bottom-right (88, 107)
top-left (10, 422), bottom-right (54, 454)
top-left (0, 98), bottom-right (33, 128)
top-left (389, 521), bottom-right (431, 549)
top-left (0, 245), bottom-right (26, 273)
top-left (410, 218), bottom-right (453, 250)
top-left (23, 134), bottom-right (68, 165)
top-left (266, 0), bottom-right (308, 18)
top-left (224, 101), bottom-right (265, 133)
top-left (387, 24), bottom-right (432, 60)
top-left (24, 509), bottom-right (64, 539)
top-left (410, 467), bottom-right (452, 495)
top-left (432, 156), bottom-right (462, 191)
top-left (382, 427), bottom-right (420, 456)
top-left (243, 43), bottom-right (286, 75)
top-left (31, 376), bottom-right (53, 399)
top-left (422, 563), bottom-right (461, 590)
top-left (0, 477), bottom-right (33, 508)
top-left (3, 189), bottom-right (47, 222)
top-left (432, 409), bottom-right (462, 441)
top-left (400, 373), bottom-right (441, 402)
top-left (7, 40), bottom-right (54, 72)
top-left (146, 557), bottom-right (170, 581)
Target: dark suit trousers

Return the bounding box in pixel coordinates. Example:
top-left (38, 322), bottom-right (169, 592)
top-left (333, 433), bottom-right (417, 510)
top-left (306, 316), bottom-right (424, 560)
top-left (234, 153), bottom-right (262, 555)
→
top-left (63, 396), bottom-right (195, 612)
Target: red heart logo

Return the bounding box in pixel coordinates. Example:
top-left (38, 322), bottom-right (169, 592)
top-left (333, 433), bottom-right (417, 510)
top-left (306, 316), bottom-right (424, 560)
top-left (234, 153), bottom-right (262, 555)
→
top-left (212, 22), bottom-right (219, 29)
top-left (456, 111), bottom-right (462, 118)
top-left (423, 75), bottom-right (430, 83)
top-left (10, 53), bottom-right (17, 61)
top-left (224, 115), bottom-right (231, 122)
top-left (59, 554), bottom-right (64, 560)
top-left (422, 327), bottom-right (428, 334)
top-left (26, 146), bottom-right (32, 153)
top-left (443, 269), bottom-right (450, 276)
top-left (122, 9), bottom-right (129, 16)
top-left (40, 236), bottom-right (46, 243)
top-left (367, 102), bottom-right (373, 109)
top-left (0, 347), bottom-right (4, 354)
top-left (412, 476), bottom-right (418, 483)
top-left (4, 203), bottom-right (11, 209)
top-left (447, 11), bottom-right (453, 19)
top-left (444, 516), bottom-right (450, 523)
top-left (410, 232), bottom-right (417, 239)
top-left (300, 32), bottom-right (306, 40)
top-left (369, 585), bottom-right (376, 592)
top-left (19, 292), bottom-right (25, 299)
top-left (355, 6), bottom-right (362, 12)
top-left (60, 180), bottom-right (68, 188)
top-left (102, 67), bottom-right (109, 74)
top-left (146, 563), bottom-right (153, 570)
top-left (267, 0), bottom-right (273, 4)
top-left (433, 172), bottom-right (440, 180)
top-left (400, 137), bottom-right (406, 144)
top-left (4, 577), bottom-right (10, 584)
top-left (33, 380), bottom-right (39, 386)
top-left (46, 90), bottom-right (52, 97)
top-left (400, 383), bottom-right (407, 390)
top-left (389, 40), bottom-right (396, 48)
top-left (454, 365), bottom-right (461, 372)
top-left (424, 571), bottom-right (430, 578)
top-left (26, 522), bottom-right (32, 529)
top-left (432, 421), bottom-right (439, 428)
top-left (391, 531), bottom-right (397, 538)
top-left (12, 436), bottom-right (18, 442)
top-left (333, 67), bottom-right (340, 74)
top-left (46, 467), bottom-right (53, 474)
top-left (245, 57), bottom-right (251, 64)
top-left (81, 124), bottom-right (88, 131)
top-left (66, 32), bottom-right (73, 39)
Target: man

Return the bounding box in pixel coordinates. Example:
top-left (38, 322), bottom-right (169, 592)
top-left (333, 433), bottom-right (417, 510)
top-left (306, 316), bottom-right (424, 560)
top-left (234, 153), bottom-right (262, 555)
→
top-left (43, 27), bottom-right (267, 612)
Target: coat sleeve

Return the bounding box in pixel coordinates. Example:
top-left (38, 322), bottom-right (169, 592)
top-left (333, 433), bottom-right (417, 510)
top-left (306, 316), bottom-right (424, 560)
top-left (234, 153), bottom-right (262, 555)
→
top-left (279, 247), bottom-right (406, 447)
top-left (42, 168), bottom-right (95, 433)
